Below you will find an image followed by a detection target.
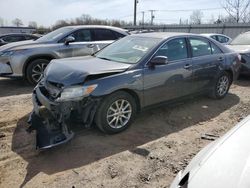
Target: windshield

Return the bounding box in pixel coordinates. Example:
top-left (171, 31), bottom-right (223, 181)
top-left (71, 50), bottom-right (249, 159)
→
top-left (36, 27), bottom-right (72, 42)
top-left (95, 36), bottom-right (161, 64)
top-left (231, 33), bottom-right (250, 45)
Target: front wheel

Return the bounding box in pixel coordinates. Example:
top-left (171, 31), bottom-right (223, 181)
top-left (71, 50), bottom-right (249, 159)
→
top-left (209, 72), bottom-right (231, 99)
top-left (94, 91), bottom-right (137, 134)
top-left (26, 59), bottom-right (49, 85)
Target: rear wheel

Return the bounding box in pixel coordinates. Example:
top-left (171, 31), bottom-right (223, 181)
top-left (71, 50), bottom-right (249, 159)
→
top-left (209, 72), bottom-right (231, 99)
top-left (95, 91), bottom-right (137, 134)
top-left (26, 59), bottom-right (49, 84)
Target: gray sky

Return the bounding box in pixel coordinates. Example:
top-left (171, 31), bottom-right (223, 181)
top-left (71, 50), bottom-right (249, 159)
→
top-left (0, 0), bottom-right (227, 27)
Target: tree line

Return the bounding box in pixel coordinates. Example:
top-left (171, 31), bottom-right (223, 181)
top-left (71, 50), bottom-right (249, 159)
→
top-left (0, 0), bottom-right (249, 33)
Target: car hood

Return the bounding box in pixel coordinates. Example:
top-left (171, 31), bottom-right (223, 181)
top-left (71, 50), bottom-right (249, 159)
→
top-left (0, 39), bottom-right (49, 52)
top-left (44, 56), bottom-right (131, 86)
top-left (226, 44), bottom-right (250, 53)
top-left (172, 116), bottom-right (250, 188)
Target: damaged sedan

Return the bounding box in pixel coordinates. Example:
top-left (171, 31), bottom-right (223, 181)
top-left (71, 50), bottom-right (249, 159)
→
top-left (28, 33), bottom-right (241, 149)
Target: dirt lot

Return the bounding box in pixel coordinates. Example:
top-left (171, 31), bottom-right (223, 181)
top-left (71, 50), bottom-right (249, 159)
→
top-left (0, 77), bottom-right (249, 188)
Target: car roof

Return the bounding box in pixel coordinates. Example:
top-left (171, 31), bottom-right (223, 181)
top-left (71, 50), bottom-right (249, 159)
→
top-left (131, 32), bottom-right (205, 39)
top-left (63, 25), bottom-right (128, 33)
top-left (201, 33), bottom-right (229, 37)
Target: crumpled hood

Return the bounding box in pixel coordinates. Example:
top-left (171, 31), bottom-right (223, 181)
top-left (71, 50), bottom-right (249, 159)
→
top-left (0, 39), bottom-right (49, 52)
top-left (44, 56), bottom-right (131, 86)
top-left (226, 44), bottom-right (250, 53)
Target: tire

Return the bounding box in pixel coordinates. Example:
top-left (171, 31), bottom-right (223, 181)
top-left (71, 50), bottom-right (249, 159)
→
top-left (209, 71), bottom-right (231, 99)
top-left (26, 59), bottom-right (50, 85)
top-left (94, 91), bottom-right (137, 134)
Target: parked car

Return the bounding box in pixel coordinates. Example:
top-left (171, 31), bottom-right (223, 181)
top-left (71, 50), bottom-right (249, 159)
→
top-left (227, 31), bottom-right (250, 75)
top-left (28, 32), bottom-right (241, 149)
top-left (201, 33), bottom-right (232, 45)
top-left (170, 115), bottom-right (250, 188)
top-left (0, 25), bottom-right (128, 84)
top-left (0, 33), bottom-right (39, 46)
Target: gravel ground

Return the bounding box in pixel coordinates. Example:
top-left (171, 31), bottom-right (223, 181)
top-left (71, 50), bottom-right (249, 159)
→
top-left (0, 77), bottom-right (249, 188)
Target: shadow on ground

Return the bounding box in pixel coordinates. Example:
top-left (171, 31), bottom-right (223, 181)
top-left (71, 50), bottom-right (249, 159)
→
top-left (0, 78), bottom-right (33, 97)
top-left (12, 93), bottom-right (240, 187)
top-left (235, 75), bottom-right (250, 87)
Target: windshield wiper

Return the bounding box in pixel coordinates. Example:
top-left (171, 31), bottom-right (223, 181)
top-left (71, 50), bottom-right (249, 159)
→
top-left (98, 57), bottom-right (112, 61)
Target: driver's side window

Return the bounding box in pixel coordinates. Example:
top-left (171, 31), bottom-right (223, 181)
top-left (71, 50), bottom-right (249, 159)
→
top-left (61, 29), bottom-right (92, 43)
top-left (154, 38), bottom-right (188, 62)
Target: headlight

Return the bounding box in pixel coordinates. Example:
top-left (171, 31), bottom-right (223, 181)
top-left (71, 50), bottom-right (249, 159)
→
top-left (56, 84), bottom-right (98, 102)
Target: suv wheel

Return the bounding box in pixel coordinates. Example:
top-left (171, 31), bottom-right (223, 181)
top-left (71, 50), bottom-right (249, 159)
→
top-left (95, 91), bottom-right (137, 134)
top-left (26, 59), bottom-right (49, 84)
top-left (210, 72), bottom-right (231, 99)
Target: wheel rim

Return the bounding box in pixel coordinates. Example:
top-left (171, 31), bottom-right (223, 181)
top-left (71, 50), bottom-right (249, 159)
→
top-left (31, 63), bottom-right (47, 83)
top-left (217, 75), bottom-right (229, 96)
top-left (106, 99), bottom-right (132, 129)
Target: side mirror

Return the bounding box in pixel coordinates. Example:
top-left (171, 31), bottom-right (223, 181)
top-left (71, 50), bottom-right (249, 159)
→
top-left (64, 36), bottom-right (75, 45)
top-left (149, 56), bottom-right (168, 67)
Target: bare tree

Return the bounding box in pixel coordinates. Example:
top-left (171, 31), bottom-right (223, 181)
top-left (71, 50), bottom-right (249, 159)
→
top-left (190, 10), bottom-right (204, 24)
top-left (28, 21), bottom-right (38, 28)
top-left (222, 0), bottom-right (250, 23)
top-left (12, 18), bottom-right (23, 27)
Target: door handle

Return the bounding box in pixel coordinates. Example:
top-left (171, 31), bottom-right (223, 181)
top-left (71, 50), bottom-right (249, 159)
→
top-left (218, 57), bottom-right (224, 61)
top-left (87, 44), bottom-right (95, 48)
top-left (184, 64), bottom-right (192, 69)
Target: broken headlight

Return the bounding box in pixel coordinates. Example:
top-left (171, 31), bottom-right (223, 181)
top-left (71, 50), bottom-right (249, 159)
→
top-left (56, 84), bottom-right (97, 102)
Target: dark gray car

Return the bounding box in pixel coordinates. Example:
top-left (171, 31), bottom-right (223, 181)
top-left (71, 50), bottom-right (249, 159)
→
top-left (0, 25), bottom-right (128, 84)
top-left (28, 33), bottom-right (241, 149)
top-left (0, 33), bottom-right (39, 46)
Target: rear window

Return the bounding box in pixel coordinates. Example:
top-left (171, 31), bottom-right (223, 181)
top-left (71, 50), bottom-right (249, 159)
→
top-left (190, 38), bottom-right (211, 57)
top-left (93, 29), bottom-right (117, 41)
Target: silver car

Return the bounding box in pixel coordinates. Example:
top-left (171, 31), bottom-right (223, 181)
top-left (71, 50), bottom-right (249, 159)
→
top-left (0, 25), bottom-right (128, 84)
top-left (171, 115), bottom-right (250, 188)
top-left (201, 33), bottom-right (232, 45)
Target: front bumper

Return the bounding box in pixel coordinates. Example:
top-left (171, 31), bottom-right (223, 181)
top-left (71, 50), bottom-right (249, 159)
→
top-left (28, 84), bottom-right (99, 149)
top-left (0, 61), bottom-right (12, 75)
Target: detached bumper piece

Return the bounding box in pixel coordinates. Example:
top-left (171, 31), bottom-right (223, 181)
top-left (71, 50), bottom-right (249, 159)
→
top-left (28, 112), bottom-right (74, 149)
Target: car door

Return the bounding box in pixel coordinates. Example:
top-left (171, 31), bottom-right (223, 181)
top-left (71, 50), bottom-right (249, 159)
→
top-left (143, 37), bottom-right (194, 106)
top-left (58, 29), bottom-right (96, 58)
top-left (189, 37), bottom-right (224, 91)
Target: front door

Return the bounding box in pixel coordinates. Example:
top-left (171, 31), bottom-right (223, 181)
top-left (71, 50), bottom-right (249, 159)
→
top-left (143, 37), bottom-right (194, 106)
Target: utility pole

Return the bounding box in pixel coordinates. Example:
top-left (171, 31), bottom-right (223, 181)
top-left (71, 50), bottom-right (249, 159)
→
top-left (141, 11), bottom-right (145, 26)
top-left (149, 10), bottom-right (155, 25)
top-left (134, 0), bottom-right (139, 26)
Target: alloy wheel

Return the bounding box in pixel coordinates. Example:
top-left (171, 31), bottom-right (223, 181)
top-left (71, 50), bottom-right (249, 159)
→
top-left (106, 99), bottom-right (132, 129)
top-left (31, 63), bottom-right (47, 83)
top-left (217, 75), bottom-right (229, 96)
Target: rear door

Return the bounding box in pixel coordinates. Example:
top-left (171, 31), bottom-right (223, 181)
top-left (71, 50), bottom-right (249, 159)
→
top-left (143, 37), bottom-right (194, 106)
top-left (188, 37), bottom-right (224, 91)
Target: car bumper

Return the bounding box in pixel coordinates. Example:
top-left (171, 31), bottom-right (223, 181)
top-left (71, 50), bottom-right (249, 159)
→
top-left (28, 84), bottom-right (100, 149)
top-left (0, 55), bottom-right (26, 77)
top-left (0, 62), bottom-right (12, 75)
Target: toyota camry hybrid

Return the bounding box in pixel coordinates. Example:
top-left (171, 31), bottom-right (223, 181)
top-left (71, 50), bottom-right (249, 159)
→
top-left (28, 32), bottom-right (241, 149)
